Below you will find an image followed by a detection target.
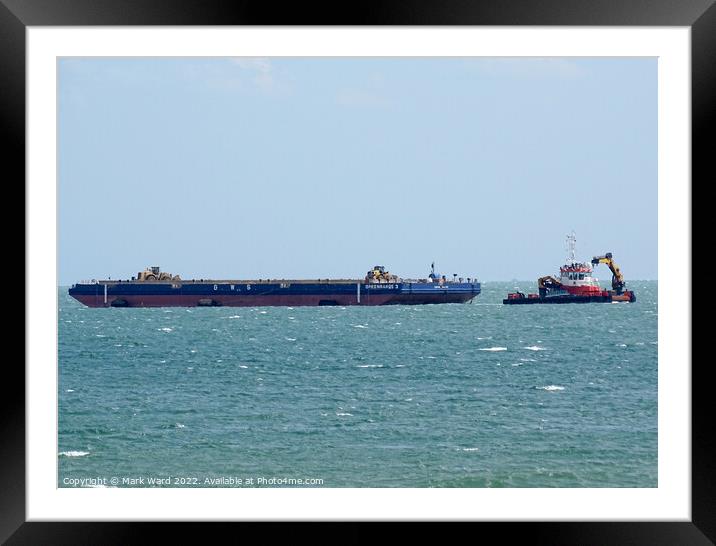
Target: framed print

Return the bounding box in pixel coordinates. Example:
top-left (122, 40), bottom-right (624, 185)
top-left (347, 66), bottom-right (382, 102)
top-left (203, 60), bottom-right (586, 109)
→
top-left (7, 0), bottom-right (712, 543)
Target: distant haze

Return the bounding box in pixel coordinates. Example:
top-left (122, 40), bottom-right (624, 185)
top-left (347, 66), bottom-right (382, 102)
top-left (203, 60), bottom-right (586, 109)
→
top-left (59, 57), bottom-right (656, 284)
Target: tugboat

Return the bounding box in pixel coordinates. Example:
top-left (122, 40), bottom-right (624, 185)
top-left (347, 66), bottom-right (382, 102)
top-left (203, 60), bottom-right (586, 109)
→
top-left (504, 232), bottom-right (636, 305)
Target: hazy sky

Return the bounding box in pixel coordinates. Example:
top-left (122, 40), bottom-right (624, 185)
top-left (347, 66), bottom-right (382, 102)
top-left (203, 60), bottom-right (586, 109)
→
top-left (58, 57), bottom-right (656, 284)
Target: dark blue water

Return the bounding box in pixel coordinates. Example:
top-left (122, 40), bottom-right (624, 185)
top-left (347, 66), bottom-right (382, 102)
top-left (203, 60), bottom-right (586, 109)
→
top-left (58, 281), bottom-right (657, 487)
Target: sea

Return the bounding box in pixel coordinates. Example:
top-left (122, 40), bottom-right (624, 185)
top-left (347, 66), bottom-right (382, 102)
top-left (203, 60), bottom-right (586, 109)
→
top-left (58, 281), bottom-right (658, 488)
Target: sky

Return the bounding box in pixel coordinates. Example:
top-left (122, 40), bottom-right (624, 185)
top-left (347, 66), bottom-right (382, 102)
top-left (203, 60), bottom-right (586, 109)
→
top-left (58, 57), bottom-right (657, 284)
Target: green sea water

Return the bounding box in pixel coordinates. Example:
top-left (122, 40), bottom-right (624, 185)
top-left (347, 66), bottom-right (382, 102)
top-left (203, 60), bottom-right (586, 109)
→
top-left (58, 281), bottom-right (658, 488)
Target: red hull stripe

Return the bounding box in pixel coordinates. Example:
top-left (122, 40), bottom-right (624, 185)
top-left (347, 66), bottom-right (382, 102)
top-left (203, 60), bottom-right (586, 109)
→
top-left (72, 293), bottom-right (475, 308)
top-left (564, 285), bottom-right (603, 295)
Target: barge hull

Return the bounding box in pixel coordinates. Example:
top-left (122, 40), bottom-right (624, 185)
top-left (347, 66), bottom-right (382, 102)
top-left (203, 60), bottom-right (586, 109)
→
top-left (69, 281), bottom-right (480, 308)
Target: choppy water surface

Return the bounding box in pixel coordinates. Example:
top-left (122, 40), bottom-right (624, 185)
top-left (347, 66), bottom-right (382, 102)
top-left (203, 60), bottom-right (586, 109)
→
top-left (58, 281), bottom-right (657, 487)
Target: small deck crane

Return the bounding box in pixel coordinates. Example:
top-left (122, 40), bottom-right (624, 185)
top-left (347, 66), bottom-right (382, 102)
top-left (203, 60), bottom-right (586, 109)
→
top-left (591, 253), bottom-right (626, 293)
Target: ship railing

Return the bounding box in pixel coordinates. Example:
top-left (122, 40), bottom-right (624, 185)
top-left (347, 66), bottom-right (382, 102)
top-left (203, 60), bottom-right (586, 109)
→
top-left (402, 278), bottom-right (478, 284)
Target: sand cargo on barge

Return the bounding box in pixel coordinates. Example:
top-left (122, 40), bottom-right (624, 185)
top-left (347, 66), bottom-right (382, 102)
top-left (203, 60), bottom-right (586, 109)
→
top-left (69, 264), bottom-right (481, 308)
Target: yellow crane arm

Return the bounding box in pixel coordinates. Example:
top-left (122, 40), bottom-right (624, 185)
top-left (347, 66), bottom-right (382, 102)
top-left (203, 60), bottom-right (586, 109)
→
top-left (591, 253), bottom-right (626, 292)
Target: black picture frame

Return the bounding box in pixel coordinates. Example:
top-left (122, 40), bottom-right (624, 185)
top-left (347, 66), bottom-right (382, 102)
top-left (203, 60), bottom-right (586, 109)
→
top-left (6, 1), bottom-right (710, 543)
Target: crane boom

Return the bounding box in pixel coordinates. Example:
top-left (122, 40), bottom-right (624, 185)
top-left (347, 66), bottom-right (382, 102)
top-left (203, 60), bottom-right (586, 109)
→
top-left (591, 252), bottom-right (626, 293)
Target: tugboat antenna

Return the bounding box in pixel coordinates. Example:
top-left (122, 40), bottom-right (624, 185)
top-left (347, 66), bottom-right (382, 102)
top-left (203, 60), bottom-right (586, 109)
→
top-left (566, 231), bottom-right (577, 264)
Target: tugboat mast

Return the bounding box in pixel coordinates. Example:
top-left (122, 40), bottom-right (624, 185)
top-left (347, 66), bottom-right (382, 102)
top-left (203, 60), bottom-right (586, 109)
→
top-left (565, 231), bottom-right (577, 265)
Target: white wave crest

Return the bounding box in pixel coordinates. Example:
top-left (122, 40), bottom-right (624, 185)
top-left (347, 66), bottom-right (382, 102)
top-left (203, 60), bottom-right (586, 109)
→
top-left (59, 450), bottom-right (89, 457)
top-left (479, 347), bottom-right (507, 351)
top-left (524, 346), bottom-right (546, 351)
top-left (537, 385), bottom-right (565, 391)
